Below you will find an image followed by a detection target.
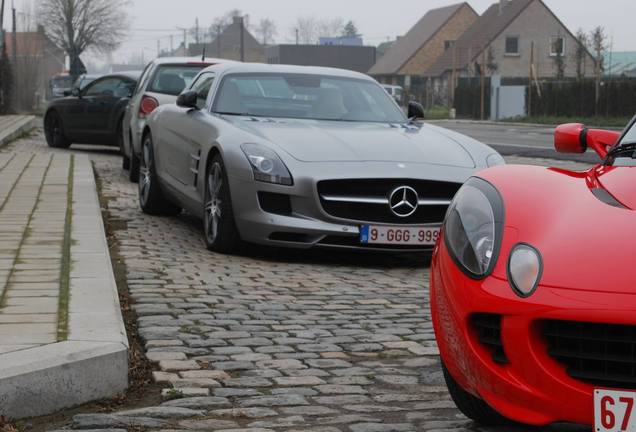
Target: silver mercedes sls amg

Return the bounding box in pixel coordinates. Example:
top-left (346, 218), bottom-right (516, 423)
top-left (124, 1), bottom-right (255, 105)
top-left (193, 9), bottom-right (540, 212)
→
top-left (139, 62), bottom-right (504, 253)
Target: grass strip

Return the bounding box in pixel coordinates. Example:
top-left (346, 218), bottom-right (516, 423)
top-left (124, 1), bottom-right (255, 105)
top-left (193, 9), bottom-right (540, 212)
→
top-left (57, 155), bottom-right (74, 341)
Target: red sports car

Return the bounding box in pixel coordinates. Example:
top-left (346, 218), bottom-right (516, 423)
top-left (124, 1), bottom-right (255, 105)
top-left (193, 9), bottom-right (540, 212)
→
top-left (431, 118), bottom-right (636, 429)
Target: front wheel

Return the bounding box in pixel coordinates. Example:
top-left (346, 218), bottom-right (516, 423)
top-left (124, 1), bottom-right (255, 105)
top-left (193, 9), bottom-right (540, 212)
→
top-left (203, 155), bottom-right (243, 254)
top-left (138, 134), bottom-right (181, 216)
top-left (44, 111), bottom-right (71, 148)
top-left (442, 361), bottom-right (510, 426)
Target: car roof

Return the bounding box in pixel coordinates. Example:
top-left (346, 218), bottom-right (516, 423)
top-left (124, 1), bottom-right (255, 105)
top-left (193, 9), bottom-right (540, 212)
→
top-left (103, 70), bottom-right (143, 81)
top-left (200, 62), bottom-right (374, 81)
top-left (149, 56), bottom-right (233, 66)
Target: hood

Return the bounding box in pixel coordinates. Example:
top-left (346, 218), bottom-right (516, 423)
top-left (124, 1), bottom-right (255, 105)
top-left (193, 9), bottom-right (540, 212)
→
top-left (223, 117), bottom-right (476, 168)
top-left (481, 165), bottom-right (636, 294)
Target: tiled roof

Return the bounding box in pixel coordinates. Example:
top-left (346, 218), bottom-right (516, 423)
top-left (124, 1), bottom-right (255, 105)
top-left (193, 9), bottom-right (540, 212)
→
top-left (368, 3), bottom-right (470, 75)
top-left (425, 0), bottom-right (534, 77)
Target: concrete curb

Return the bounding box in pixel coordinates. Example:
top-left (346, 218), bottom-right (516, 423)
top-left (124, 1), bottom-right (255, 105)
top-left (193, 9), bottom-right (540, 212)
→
top-left (0, 154), bottom-right (128, 419)
top-left (0, 116), bottom-right (38, 148)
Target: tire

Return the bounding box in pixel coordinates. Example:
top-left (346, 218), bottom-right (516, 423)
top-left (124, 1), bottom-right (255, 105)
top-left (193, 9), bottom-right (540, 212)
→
top-left (203, 154), bottom-right (243, 254)
top-left (118, 119), bottom-right (130, 170)
top-left (138, 133), bottom-right (181, 216)
top-left (442, 362), bottom-right (510, 426)
top-left (44, 110), bottom-right (71, 149)
top-left (129, 148), bottom-right (140, 183)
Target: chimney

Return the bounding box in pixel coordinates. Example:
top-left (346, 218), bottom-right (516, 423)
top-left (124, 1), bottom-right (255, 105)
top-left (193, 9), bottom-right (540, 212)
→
top-left (499, 0), bottom-right (507, 14)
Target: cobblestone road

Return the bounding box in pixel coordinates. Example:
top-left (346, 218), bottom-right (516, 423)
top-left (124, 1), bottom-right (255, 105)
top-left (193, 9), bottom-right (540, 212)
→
top-left (3, 131), bottom-right (591, 432)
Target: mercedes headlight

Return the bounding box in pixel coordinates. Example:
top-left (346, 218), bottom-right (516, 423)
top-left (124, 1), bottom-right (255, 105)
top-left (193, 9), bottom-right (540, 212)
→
top-left (241, 143), bottom-right (293, 186)
top-left (444, 177), bottom-right (504, 279)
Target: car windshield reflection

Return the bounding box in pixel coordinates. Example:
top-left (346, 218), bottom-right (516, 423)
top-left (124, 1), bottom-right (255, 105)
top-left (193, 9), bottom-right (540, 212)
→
top-left (213, 73), bottom-right (406, 123)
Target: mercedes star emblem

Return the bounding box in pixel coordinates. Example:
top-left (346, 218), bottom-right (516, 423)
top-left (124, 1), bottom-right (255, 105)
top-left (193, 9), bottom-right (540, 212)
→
top-left (389, 186), bottom-right (419, 217)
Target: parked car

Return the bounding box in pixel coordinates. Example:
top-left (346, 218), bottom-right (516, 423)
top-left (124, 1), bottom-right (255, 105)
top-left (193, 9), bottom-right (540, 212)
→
top-left (69, 74), bottom-right (102, 93)
top-left (43, 71), bottom-right (141, 149)
top-left (138, 63), bottom-right (504, 254)
top-left (431, 117), bottom-right (636, 428)
top-left (49, 73), bottom-right (74, 99)
top-left (382, 84), bottom-right (404, 104)
top-left (121, 57), bottom-right (228, 181)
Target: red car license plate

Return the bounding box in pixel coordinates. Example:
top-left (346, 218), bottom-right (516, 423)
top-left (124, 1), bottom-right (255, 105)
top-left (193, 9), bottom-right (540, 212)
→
top-left (595, 389), bottom-right (636, 431)
top-left (360, 225), bottom-right (440, 246)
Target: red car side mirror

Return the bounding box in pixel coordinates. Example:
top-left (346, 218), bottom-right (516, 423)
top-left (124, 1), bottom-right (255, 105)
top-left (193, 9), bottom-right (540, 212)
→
top-left (555, 123), bottom-right (621, 159)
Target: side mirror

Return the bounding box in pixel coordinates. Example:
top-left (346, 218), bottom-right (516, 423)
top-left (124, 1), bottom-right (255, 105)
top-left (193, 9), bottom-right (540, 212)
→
top-left (177, 90), bottom-right (198, 110)
top-left (555, 123), bottom-right (621, 159)
top-left (408, 101), bottom-right (425, 120)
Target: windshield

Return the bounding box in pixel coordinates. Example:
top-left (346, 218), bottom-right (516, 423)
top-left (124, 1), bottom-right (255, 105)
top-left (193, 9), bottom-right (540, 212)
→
top-left (213, 73), bottom-right (407, 123)
top-left (610, 122), bottom-right (636, 167)
top-left (148, 65), bottom-right (208, 96)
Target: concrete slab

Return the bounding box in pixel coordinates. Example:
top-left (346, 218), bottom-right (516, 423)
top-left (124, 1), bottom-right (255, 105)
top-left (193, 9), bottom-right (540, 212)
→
top-left (0, 154), bottom-right (128, 419)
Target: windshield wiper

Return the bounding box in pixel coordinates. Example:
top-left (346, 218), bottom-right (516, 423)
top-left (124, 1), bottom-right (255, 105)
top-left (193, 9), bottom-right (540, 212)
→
top-left (606, 142), bottom-right (636, 159)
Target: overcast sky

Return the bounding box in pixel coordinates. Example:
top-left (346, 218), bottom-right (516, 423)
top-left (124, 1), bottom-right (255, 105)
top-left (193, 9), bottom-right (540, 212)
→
top-left (4, 0), bottom-right (635, 63)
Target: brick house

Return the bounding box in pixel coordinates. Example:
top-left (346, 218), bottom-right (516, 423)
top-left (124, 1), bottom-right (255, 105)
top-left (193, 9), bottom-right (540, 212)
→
top-left (188, 17), bottom-right (264, 63)
top-left (5, 27), bottom-right (66, 108)
top-left (368, 3), bottom-right (478, 91)
top-left (425, 0), bottom-right (597, 98)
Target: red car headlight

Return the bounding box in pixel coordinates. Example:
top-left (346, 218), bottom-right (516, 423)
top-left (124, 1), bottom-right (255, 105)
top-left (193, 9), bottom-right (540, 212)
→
top-left (507, 243), bottom-right (543, 297)
top-left (444, 177), bottom-right (504, 279)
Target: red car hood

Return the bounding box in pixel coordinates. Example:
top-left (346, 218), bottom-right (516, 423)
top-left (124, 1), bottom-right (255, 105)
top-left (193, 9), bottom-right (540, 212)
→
top-left (480, 165), bottom-right (636, 294)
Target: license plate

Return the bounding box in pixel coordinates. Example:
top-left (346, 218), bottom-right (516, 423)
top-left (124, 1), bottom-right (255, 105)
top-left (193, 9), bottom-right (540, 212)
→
top-left (360, 225), bottom-right (440, 246)
top-left (595, 389), bottom-right (636, 431)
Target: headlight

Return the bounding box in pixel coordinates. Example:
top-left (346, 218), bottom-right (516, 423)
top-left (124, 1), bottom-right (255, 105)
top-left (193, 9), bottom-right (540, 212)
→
top-left (508, 243), bottom-right (542, 297)
top-left (241, 143), bottom-right (293, 186)
top-left (444, 177), bottom-right (504, 279)
top-left (487, 153), bottom-right (506, 167)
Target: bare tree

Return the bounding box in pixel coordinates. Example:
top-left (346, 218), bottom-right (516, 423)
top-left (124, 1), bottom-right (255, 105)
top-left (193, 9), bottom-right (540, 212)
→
top-left (255, 18), bottom-right (277, 46)
top-left (292, 17), bottom-right (317, 44)
top-left (37, 0), bottom-right (129, 78)
top-left (573, 28), bottom-right (590, 80)
top-left (316, 18), bottom-right (345, 38)
top-left (590, 26), bottom-right (607, 114)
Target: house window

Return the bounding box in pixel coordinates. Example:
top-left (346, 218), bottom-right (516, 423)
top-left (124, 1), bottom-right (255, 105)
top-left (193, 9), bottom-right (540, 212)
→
top-left (505, 36), bottom-right (519, 55)
top-left (550, 36), bottom-right (565, 56)
top-left (444, 40), bottom-right (454, 50)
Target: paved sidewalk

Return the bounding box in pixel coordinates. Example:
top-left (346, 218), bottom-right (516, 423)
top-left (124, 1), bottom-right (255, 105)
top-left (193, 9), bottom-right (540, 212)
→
top-left (0, 116), bottom-right (37, 148)
top-left (0, 151), bottom-right (128, 419)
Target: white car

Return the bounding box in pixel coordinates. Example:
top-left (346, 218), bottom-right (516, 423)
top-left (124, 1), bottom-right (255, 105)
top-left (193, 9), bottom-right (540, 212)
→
top-left (382, 84), bottom-right (404, 104)
top-left (121, 57), bottom-right (230, 182)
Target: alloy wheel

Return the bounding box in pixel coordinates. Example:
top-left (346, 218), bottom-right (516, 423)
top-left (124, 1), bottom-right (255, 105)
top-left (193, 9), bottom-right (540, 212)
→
top-left (205, 163), bottom-right (223, 244)
top-left (139, 140), bottom-right (152, 206)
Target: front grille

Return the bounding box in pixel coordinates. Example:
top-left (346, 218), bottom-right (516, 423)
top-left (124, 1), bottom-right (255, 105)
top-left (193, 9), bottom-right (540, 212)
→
top-left (544, 320), bottom-right (636, 389)
top-left (471, 313), bottom-right (509, 364)
top-left (317, 179), bottom-right (461, 224)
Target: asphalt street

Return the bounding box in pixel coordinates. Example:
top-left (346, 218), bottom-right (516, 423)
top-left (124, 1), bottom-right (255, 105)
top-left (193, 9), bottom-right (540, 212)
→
top-left (431, 120), bottom-right (605, 163)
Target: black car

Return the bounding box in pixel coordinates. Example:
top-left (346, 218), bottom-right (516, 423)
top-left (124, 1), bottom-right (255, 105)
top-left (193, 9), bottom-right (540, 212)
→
top-left (44, 71), bottom-right (141, 150)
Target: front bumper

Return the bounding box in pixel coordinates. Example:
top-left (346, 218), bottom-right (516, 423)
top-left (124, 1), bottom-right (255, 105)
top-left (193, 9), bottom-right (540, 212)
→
top-left (227, 166), bottom-right (461, 252)
top-left (431, 239), bottom-right (636, 426)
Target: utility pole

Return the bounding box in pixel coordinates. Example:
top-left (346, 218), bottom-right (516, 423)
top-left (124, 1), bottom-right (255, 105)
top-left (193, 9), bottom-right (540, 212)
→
top-left (528, 41), bottom-right (534, 117)
top-left (157, 39), bottom-right (160, 58)
top-left (239, 17), bottom-right (245, 61)
top-left (295, 28), bottom-right (299, 45)
top-left (449, 43), bottom-right (457, 109)
top-left (183, 28), bottom-right (187, 54)
top-left (170, 35), bottom-right (173, 53)
top-left (480, 47), bottom-right (486, 120)
top-left (12, 3), bottom-right (17, 108)
top-left (195, 18), bottom-right (200, 44)
top-left (216, 24), bottom-right (221, 58)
